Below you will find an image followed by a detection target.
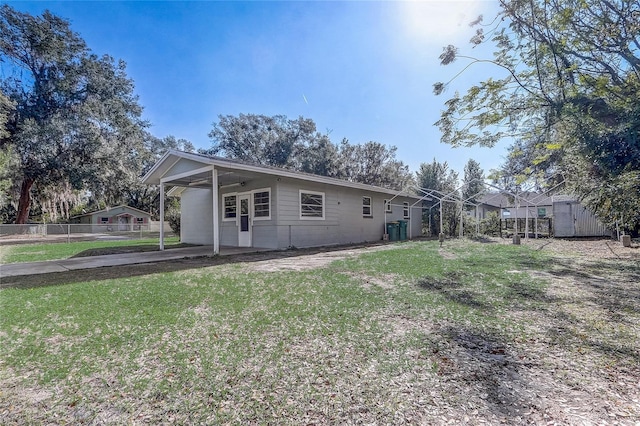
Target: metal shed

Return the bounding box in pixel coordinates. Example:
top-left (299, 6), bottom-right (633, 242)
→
top-left (552, 197), bottom-right (611, 237)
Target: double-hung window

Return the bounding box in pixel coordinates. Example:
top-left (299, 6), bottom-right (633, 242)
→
top-left (300, 190), bottom-right (325, 219)
top-left (384, 199), bottom-right (392, 213)
top-left (223, 194), bottom-right (237, 220)
top-left (362, 196), bottom-right (372, 217)
top-left (403, 202), bottom-right (410, 218)
top-left (253, 189), bottom-right (271, 220)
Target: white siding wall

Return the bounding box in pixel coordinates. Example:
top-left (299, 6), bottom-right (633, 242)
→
top-left (180, 188), bottom-right (213, 245)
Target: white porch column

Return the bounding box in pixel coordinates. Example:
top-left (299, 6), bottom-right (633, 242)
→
top-left (160, 182), bottom-right (165, 251)
top-left (212, 167), bottom-right (219, 255)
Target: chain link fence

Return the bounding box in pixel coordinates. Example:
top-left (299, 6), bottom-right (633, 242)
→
top-left (0, 222), bottom-right (173, 244)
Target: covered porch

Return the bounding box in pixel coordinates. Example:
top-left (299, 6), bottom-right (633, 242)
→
top-left (142, 151), bottom-right (280, 254)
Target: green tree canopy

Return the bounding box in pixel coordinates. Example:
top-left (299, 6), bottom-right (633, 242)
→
top-left (205, 114), bottom-right (317, 168)
top-left (0, 5), bottom-right (147, 223)
top-left (462, 159), bottom-right (485, 208)
top-left (204, 114), bottom-right (412, 190)
top-left (434, 0), bottom-right (640, 234)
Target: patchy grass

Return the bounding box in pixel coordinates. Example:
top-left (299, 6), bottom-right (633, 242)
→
top-left (0, 237), bottom-right (181, 264)
top-left (1, 239), bottom-right (638, 424)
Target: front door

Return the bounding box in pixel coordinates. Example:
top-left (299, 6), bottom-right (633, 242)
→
top-left (118, 216), bottom-right (129, 231)
top-left (238, 193), bottom-right (252, 247)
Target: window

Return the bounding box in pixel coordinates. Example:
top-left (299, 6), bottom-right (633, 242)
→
top-left (384, 199), bottom-right (392, 213)
top-left (253, 189), bottom-right (271, 220)
top-left (223, 194), bottom-right (237, 220)
top-left (136, 217), bottom-right (145, 223)
top-left (300, 190), bottom-right (325, 219)
top-left (362, 196), bottom-right (372, 217)
top-left (403, 202), bottom-right (410, 218)
top-left (99, 217), bottom-right (109, 224)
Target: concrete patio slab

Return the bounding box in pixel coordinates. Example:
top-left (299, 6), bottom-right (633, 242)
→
top-left (0, 245), bottom-right (271, 279)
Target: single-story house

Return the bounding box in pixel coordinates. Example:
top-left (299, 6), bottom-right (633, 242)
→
top-left (142, 150), bottom-right (423, 252)
top-left (477, 192), bottom-right (553, 219)
top-left (477, 192), bottom-right (610, 237)
top-left (69, 205), bottom-right (153, 232)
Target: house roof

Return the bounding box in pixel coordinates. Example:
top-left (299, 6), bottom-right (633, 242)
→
top-left (479, 192), bottom-right (557, 208)
top-left (142, 150), bottom-right (420, 199)
top-left (70, 205), bottom-right (152, 219)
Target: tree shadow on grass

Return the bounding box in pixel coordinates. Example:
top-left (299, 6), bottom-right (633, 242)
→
top-left (416, 247), bottom-right (640, 421)
top-left (417, 272), bottom-right (490, 310)
top-left (429, 325), bottom-right (534, 419)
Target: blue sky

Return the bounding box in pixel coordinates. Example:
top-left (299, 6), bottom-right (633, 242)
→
top-left (8, 0), bottom-right (508, 177)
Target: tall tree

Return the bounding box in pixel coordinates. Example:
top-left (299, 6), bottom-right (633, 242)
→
top-left (462, 159), bottom-right (485, 208)
top-left (0, 5), bottom-right (146, 223)
top-left (296, 134), bottom-right (341, 177)
top-left (416, 159), bottom-right (459, 235)
top-left (204, 113), bottom-right (412, 190)
top-left (205, 114), bottom-right (317, 168)
top-left (336, 139), bottom-right (413, 190)
top-left (120, 134), bottom-right (195, 217)
top-left (434, 0), bottom-right (640, 233)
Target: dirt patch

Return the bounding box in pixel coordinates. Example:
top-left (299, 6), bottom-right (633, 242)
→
top-left (245, 244), bottom-right (398, 273)
top-left (522, 237), bottom-right (639, 260)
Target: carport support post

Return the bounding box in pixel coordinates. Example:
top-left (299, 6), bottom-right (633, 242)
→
top-left (212, 168), bottom-right (219, 255)
top-left (160, 182), bottom-right (165, 251)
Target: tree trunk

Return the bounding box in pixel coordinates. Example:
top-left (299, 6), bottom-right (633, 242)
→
top-left (16, 177), bottom-right (35, 224)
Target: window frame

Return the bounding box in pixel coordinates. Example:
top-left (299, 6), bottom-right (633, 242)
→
top-left (300, 190), bottom-right (325, 220)
top-left (99, 217), bottom-right (109, 224)
top-left (384, 199), bottom-right (392, 213)
top-left (362, 196), bottom-right (372, 217)
top-left (403, 202), bottom-right (410, 218)
top-left (222, 193), bottom-right (238, 221)
top-left (252, 188), bottom-right (271, 221)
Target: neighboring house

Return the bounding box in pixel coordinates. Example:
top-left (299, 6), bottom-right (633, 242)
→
top-left (477, 192), bottom-right (553, 220)
top-left (142, 150), bottom-right (423, 252)
top-left (69, 205), bottom-right (152, 232)
top-left (477, 192), bottom-right (610, 237)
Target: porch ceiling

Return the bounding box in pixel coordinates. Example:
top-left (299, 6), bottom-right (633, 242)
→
top-left (165, 168), bottom-right (267, 189)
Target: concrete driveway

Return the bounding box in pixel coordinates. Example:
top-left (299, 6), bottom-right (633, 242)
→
top-left (0, 246), bottom-right (270, 279)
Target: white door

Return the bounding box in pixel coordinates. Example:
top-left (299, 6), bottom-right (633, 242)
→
top-left (118, 216), bottom-right (129, 231)
top-left (238, 193), bottom-right (252, 247)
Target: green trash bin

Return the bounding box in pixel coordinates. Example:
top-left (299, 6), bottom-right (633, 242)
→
top-left (386, 222), bottom-right (399, 241)
top-left (398, 220), bottom-right (408, 241)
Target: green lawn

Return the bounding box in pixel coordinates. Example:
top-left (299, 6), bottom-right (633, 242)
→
top-left (1, 239), bottom-right (638, 424)
top-left (0, 236), bottom-right (181, 263)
